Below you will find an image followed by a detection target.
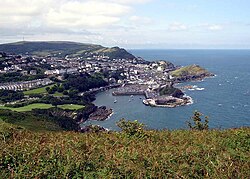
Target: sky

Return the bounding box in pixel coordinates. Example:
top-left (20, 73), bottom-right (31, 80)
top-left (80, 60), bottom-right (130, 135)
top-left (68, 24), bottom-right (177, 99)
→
top-left (1, 0), bottom-right (250, 49)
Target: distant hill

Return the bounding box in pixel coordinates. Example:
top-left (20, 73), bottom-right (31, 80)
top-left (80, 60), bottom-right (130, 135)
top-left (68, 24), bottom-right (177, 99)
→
top-left (0, 41), bottom-right (135, 59)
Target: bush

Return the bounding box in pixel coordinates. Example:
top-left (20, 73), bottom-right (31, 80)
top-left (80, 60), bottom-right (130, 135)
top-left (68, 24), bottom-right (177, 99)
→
top-left (57, 86), bottom-right (64, 93)
top-left (187, 111), bottom-right (209, 130)
top-left (63, 90), bottom-right (68, 95)
top-left (116, 119), bottom-right (146, 138)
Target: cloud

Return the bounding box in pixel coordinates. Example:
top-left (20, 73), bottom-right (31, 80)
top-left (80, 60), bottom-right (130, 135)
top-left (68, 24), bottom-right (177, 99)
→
top-left (106, 0), bottom-right (152, 4)
top-left (167, 22), bottom-right (188, 31)
top-left (45, 1), bottom-right (130, 28)
top-left (129, 16), bottom-right (153, 25)
top-left (207, 25), bottom-right (223, 31)
top-left (0, 0), bottom-right (151, 39)
top-left (197, 24), bottom-right (224, 31)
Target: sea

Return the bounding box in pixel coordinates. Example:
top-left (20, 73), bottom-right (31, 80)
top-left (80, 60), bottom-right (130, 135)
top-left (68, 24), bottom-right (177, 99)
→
top-left (82, 50), bottom-right (250, 130)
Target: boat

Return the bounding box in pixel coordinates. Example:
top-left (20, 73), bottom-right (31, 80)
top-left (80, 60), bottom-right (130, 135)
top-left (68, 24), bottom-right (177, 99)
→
top-left (114, 99), bottom-right (117, 103)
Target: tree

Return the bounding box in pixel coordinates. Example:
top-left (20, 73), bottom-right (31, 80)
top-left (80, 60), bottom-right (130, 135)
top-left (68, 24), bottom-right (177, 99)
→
top-left (57, 86), bottom-right (64, 93)
top-left (48, 89), bottom-right (55, 94)
top-left (63, 90), bottom-right (68, 95)
top-left (68, 89), bottom-right (78, 98)
top-left (187, 111), bottom-right (209, 130)
top-left (45, 87), bottom-right (50, 92)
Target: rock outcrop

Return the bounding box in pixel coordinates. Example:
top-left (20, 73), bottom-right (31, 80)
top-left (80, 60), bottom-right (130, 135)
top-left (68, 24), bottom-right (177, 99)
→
top-left (88, 106), bottom-right (113, 121)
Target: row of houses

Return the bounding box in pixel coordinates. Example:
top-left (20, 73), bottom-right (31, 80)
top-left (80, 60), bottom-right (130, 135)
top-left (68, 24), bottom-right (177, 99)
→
top-left (44, 68), bottom-right (78, 75)
top-left (0, 78), bottom-right (53, 91)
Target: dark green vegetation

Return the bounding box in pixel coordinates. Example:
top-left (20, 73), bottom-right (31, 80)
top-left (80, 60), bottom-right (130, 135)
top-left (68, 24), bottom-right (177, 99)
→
top-left (0, 110), bottom-right (63, 132)
top-left (0, 90), bottom-right (24, 103)
top-left (159, 85), bottom-right (184, 98)
top-left (63, 73), bottom-right (108, 93)
top-left (0, 119), bottom-right (249, 178)
top-left (0, 72), bottom-right (45, 83)
top-left (0, 107), bottom-right (83, 132)
top-left (0, 41), bottom-right (135, 59)
top-left (187, 111), bottom-right (209, 130)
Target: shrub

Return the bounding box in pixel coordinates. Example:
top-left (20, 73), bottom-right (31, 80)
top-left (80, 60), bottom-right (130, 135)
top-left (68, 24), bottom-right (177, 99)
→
top-left (187, 111), bottom-right (209, 130)
top-left (63, 90), bottom-right (68, 95)
top-left (116, 119), bottom-right (146, 138)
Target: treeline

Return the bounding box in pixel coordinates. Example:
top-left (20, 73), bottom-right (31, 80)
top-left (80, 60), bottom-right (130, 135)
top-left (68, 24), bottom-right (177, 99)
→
top-left (0, 90), bottom-right (24, 103)
top-left (0, 72), bottom-right (45, 83)
top-left (63, 73), bottom-right (108, 92)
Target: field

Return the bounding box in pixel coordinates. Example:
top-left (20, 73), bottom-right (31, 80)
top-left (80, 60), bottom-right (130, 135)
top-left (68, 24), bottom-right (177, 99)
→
top-left (0, 103), bottom-right (84, 112)
top-left (23, 84), bottom-right (55, 95)
top-left (0, 122), bottom-right (249, 178)
top-left (53, 92), bottom-right (64, 97)
top-left (57, 104), bottom-right (85, 110)
top-left (0, 103), bottom-right (53, 112)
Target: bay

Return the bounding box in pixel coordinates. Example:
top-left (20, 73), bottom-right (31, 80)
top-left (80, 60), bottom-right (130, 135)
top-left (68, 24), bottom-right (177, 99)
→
top-left (82, 50), bottom-right (250, 130)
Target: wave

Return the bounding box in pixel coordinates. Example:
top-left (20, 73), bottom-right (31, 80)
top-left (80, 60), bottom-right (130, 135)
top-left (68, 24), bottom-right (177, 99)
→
top-left (195, 88), bottom-right (205, 91)
top-left (184, 95), bottom-right (194, 105)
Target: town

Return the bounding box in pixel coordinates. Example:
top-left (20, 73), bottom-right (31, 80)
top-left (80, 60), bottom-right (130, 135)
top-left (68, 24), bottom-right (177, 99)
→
top-left (0, 50), bottom-right (212, 107)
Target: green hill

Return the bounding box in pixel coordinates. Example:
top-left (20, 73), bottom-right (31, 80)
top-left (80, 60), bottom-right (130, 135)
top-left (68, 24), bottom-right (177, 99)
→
top-left (0, 41), bottom-right (135, 59)
top-left (171, 64), bottom-right (213, 81)
top-left (171, 65), bottom-right (210, 77)
top-left (0, 119), bottom-right (249, 178)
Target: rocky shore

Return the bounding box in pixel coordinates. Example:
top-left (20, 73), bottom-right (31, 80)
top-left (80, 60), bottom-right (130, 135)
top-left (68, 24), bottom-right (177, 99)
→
top-left (88, 106), bottom-right (113, 121)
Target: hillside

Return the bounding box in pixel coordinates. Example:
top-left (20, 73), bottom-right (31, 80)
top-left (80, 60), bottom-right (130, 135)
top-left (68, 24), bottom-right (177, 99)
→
top-left (0, 120), bottom-right (249, 178)
top-left (171, 64), bottom-right (213, 81)
top-left (0, 41), bottom-right (135, 59)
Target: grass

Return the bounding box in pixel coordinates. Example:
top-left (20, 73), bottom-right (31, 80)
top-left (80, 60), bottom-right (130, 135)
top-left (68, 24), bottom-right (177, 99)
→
top-left (171, 64), bottom-right (209, 77)
top-left (57, 104), bottom-right (85, 110)
top-left (53, 92), bottom-right (64, 97)
top-left (0, 123), bottom-right (249, 178)
top-left (0, 103), bottom-right (53, 112)
top-left (24, 84), bottom-right (54, 95)
top-left (0, 103), bottom-right (84, 112)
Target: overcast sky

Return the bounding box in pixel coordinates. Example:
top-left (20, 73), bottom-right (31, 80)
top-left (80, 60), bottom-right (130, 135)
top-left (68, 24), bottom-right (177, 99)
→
top-left (1, 0), bottom-right (250, 49)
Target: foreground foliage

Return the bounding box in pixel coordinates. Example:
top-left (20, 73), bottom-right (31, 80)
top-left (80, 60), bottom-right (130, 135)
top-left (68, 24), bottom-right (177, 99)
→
top-left (0, 121), bottom-right (249, 178)
top-left (187, 111), bottom-right (209, 130)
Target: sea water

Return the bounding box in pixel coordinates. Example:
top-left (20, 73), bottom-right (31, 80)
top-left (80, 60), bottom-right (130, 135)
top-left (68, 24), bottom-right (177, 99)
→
top-left (82, 50), bottom-right (250, 130)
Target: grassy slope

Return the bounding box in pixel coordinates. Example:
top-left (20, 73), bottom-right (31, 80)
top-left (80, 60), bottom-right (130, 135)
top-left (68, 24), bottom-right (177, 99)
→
top-left (171, 64), bottom-right (210, 77)
top-left (0, 112), bottom-right (63, 132)
top-left (0, 123), bottom-right (249, 178)
top-left (23, 84), bottom-right (55, 95)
